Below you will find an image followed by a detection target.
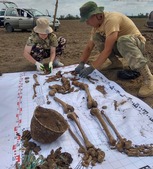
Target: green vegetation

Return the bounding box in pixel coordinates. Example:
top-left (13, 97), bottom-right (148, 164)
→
top-left (58, 13), bottom-right (148, 20)
top-left (59, 14), bottom-right (80, 20)
top-left (128, 13), bottom-right (148, 18)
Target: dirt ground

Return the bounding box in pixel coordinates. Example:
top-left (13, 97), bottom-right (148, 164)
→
top-left (0, 18), bottom-right (153, 108)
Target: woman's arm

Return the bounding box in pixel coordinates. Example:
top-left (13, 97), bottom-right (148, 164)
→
top-left (23, 45), bottom-right (37, 64)
top-left (50, 46), bottom-right (56, 62)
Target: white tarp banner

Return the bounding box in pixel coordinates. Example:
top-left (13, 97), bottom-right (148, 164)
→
top-left (0, 64), bottom-right (153, 169)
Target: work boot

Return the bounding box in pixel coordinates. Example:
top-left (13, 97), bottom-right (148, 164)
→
top-left (53, 59), bottom-right (64, 67)
top-left (138, 65), bottom-right (153, 97)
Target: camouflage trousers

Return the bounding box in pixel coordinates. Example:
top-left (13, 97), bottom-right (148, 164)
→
top-left (30, 36), bottom-right (66, 62)
top-left (30, 45), bottom-right (50, 62)
top-left (93, 33), bottom-right (148, 69)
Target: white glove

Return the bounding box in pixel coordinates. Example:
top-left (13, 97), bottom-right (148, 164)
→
top-left (49, 61), bottom-right (53, 73)
top-left (35, 61), bottom-right (44, 71)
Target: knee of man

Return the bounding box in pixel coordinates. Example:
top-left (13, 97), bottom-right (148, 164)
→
top-left (117, 35), bottom-right (131, 50)
top-left (117, 36), bottom-right (126, 46)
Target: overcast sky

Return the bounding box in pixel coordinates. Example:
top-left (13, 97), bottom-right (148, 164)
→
top-left (11, 0), bottom-right (153, 17)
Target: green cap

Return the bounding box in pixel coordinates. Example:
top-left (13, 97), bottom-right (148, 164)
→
top-left (79, 1), bottom-right (104, 22)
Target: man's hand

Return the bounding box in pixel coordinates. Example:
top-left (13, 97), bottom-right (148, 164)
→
top-left (35, 61), bottom-right (44, 71)
top-left (79, 66), bottom-right (95, 78)
top-left (75, 62), bottom-right (85, 74)
top-left (49, 61), bottom-right (53, 73)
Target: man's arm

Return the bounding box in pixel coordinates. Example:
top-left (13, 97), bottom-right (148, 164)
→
top-left (23, 44), bottom-right (45, 71)
top-left (50, 46), bottom-right (56, 62)
top-left (75, 40), bottom-right (95, 74)
top-left (80, 40), bottom-right (95, 63)
top-left (79, 31), bottom-right (119, 78)
top-left (92, 31), bottom-right (118, 69)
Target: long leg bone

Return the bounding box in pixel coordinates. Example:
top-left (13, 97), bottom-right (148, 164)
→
top-left (84, 85), bottom-right (98, 109)
top-left (101, 111), bottom-right (132, 152)
top-left (68, 123), bottom-right (93, 167)
top-left (72, 81), bottom-right (97, 109)
top-left (69, 128), bottom-right (86, 152)
top-left (54, 96), bottom-right (105, 166)
top-left (67, 112), bottom-right (105, 166)
top-left (54, 96), bottom-right (74, 113)
top-left (90, 108), bottom-right (116, 147)
top-left (101, 111), bottom-right (153, 156)
top-left (67, 112), bottom-right (94, 149)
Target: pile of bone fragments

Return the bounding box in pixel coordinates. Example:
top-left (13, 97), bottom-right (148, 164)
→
top-left (31, 70), bottom-right (153, 168)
